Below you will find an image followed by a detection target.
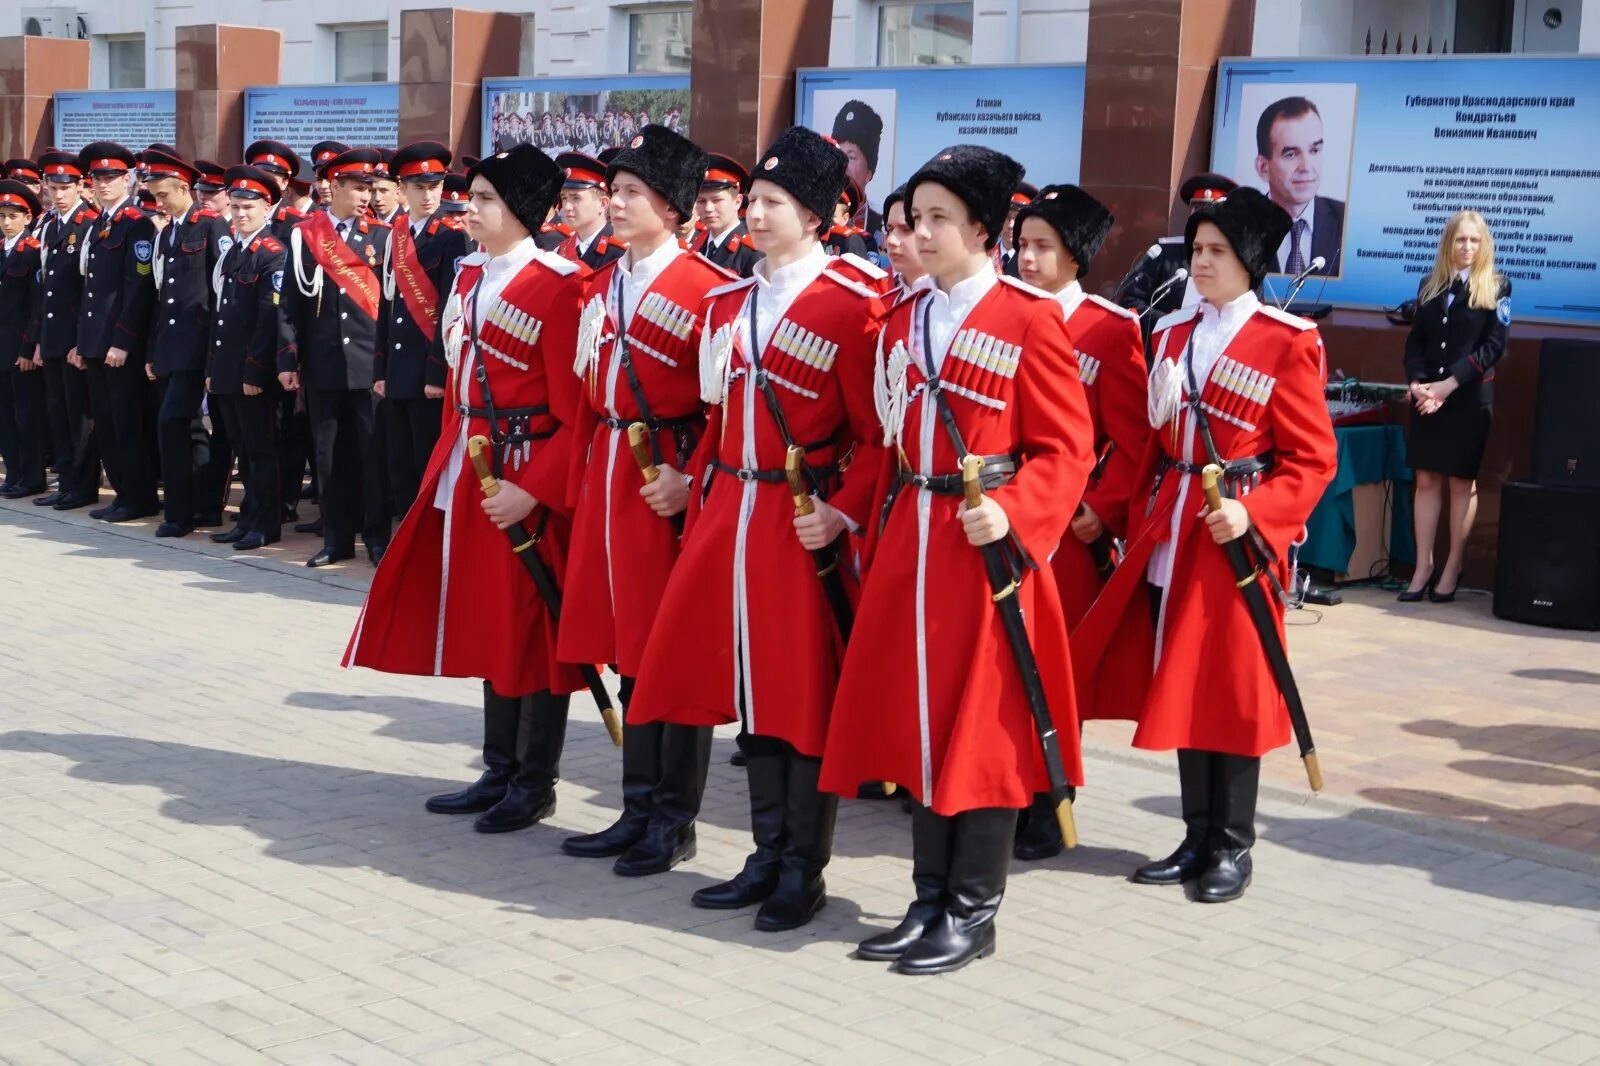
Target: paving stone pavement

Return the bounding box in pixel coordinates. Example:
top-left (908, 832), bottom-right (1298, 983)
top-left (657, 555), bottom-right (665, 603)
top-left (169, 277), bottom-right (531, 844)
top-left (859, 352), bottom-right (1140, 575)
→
top-left (2, 505), bottom-right (1599, 1066)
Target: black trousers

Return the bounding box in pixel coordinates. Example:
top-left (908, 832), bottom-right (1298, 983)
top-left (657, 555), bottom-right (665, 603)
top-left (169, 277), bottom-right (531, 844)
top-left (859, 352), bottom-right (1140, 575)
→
top-left (277, 388), bottom-right (312, 508)
top-left (385, 395), bottom-right (442, 518)
top-left (214, 392), bottom-right (279, 538)
top-left (307, 387), bottom-right (390, 551)
top-left (85, 358), bottom-right (158, 512)
top-left (42, 360), bottom-right (98, 497)
top-left (155, 370), bottom-right (229, 525)
top-left (0, 367), bottom-right (47, 489)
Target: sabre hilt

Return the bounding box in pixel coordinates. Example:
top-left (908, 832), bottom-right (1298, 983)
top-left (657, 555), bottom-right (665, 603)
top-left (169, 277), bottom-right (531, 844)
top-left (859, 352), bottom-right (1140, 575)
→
top-left (961, 453), bottom-right (985, 509)
top-left (627, 422), bottom-right (660, 483)
top-left (467, 435), bottom-right (500, 497)
top-left (1201, 463), bottom-right (1224, 512)
top-left (785, 445), bottom-right (815, 516)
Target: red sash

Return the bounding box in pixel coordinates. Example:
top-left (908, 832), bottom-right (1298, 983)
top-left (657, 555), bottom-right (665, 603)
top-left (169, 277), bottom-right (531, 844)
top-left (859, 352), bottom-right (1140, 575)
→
top-left (301, 212), bottom-right (381, 320)
top-left (390, 222), bottom-right (440, 342)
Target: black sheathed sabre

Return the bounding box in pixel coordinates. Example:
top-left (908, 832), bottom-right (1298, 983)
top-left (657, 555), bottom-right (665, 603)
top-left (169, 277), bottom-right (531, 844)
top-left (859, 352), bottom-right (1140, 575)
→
top-left (1201, 464), bottom-right (1324, 791)
top-left (467, 435), bottom-right (623, 748)
top-left (962, 455), bottom-right (1078, 848)
top-left (784, 445), bottom-right (855, 642)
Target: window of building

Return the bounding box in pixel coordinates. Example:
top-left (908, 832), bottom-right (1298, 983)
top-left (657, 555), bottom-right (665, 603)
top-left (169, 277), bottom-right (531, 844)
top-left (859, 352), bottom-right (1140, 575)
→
top-left (877, 2), bottom-right (973, 66)
top-left (104, 34), bottom-right (145, 89)
top-left (334, 23), bottom-right (388, 83)
top-left (629, 7), bottom-right (692, 74)
top-left (520, 16), bottom-right (538, 75)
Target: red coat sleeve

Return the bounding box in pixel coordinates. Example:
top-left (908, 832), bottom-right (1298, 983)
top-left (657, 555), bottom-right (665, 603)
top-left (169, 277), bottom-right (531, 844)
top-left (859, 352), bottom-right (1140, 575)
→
top-left (1080, 314), bottom-right (1149, 538)
top-left (990, 299), bottom-right (1096, 560)
top-left (1239, 327), bottom-right (1337, 559)
top-left (826, 295), bottom-right (887, 530)
top-left (515, 271), bottom-right (583, 515)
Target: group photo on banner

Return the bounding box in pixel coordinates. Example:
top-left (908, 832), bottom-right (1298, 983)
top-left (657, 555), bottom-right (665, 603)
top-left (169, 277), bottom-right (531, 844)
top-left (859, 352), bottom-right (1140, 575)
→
top-left (482, 75), bottom-right (690, 157)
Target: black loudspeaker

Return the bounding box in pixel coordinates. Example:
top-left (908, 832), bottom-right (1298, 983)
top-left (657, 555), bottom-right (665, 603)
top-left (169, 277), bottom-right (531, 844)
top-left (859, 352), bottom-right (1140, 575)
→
top-left (1493, 481), bottom-right (1600, 630)
top-left (1533, 338), bottom-right (1600, 489)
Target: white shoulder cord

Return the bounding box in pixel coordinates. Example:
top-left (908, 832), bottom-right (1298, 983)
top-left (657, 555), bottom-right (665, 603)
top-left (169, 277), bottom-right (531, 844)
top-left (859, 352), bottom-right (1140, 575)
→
top-left (381, 226), bottom-right (396, 301)
top-left (153, 230), bottom-right (165, 290)
top-left (211, 240), bottom-right (230, 302)
top-left (288, 225), bottom-right (323, 299)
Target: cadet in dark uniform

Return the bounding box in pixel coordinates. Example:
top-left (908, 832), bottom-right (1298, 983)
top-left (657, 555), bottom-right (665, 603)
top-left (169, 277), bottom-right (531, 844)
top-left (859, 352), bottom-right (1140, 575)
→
top-left (244, 140), bottom-right (307, 242)
top-left (440, 172), bottom-right (470, 217)
top-left (192, 160), bottom-right (228, 215)
top-left (1116, 173), bottom-right (1237, 354)
top-left (278, 147), bottom-right (393, 567)
top-left (552, 152), bottom-right (626, 269)
top-left (1399, 210), bottom-right (1511, 603)
top-left (308, 141), bottom-right (349, 215)
top-left (692, 153), bottom-right (762, 277)
top-left (3, 160), bottom-right (42, 192)
top-left (375, 140), bottom-right (466, 516)
top-left (31, 151), bottom-right (100, 511)
top-left (76, 141), bottom-right (160, 522)
top-left (998, 181), bottom-right (1037, 277)
top-left (0, 180), bottom-right (46, 498)
top-left (141, 147), bottom-right (233, 537)
top-left (823, 180), bottom-right (872, 258)
top-left (210, 166), bottom-right (293, 551)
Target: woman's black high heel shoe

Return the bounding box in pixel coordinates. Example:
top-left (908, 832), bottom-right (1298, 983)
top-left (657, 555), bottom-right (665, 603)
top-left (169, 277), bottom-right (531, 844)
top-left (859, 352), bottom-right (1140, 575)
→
top-left (1427, 581), bottom-right (1458, 604)
top-left (1398, 576), bottom-right (1433, 603)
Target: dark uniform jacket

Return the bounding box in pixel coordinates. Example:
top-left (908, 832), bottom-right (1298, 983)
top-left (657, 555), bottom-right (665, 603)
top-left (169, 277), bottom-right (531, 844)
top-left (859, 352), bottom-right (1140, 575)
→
top-left (279, 214), bottom-right (391, 391)
top-left (375, 211), bottom-right (469, 399)
top-left (78, 196), bottom-right (159, 364)
top-left (558, 222), bottom-right (627, 271)
top-left (1117, 235), bottom-right (1189, 356)
top-left (1403, 274), bottom-right (1512, 408)
top-left (823, 225), bottom-right (871, 260)
top-left (150, 206), bottom-right (232, 377)
top-left (36, 200), bottom-right (99, 361)
top-left (0, 234), bottom-right (42, 368)
top-left (209, 228), bottom-right (292, 395)
top-left (269, 203), bottom-right (304, 244)
top-left (694, 222), bottom-right (763, 278)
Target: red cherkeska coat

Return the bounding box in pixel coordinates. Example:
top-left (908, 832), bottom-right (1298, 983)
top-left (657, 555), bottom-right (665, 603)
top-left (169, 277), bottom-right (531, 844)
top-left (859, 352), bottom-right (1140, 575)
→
top-left (1071, 300), bottom-right (1337, 757)
top-left (557, 250), bottom-right (731, 676)
top-left (344, 246), bottom-right (589, 698)
top-left (627, 259), bottom-right (885, 758)
top-left (1051, 288), bottom-right (1148, 636)
top-left (819, 276), bottom-right (1096, 816)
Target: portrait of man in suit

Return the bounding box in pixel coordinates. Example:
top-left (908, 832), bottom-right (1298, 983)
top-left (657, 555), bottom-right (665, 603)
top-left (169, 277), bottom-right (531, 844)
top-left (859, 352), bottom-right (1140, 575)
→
top-left (1256, 95), bottom-right (1346, 277)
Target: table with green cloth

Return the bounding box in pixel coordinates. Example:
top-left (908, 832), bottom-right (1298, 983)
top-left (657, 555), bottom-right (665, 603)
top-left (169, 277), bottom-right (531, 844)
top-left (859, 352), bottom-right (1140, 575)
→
top-left (1300, 423), bottom-right (1416, 575)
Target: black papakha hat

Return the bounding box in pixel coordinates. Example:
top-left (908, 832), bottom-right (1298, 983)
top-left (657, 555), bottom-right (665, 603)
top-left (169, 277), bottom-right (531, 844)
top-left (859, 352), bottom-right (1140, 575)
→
top-left (469, 145), bottom-right (564, 237)
top-left (1184, 184), bottom-right (1291, 288)
top-left (749, 126), bottom-right (849, 237)
top-left (1013, 183), bottom-right (1115, 280)
top-left (905, 144), bottom-right (1025, 251)
top-left (605, 124), bottom-right (708, 223)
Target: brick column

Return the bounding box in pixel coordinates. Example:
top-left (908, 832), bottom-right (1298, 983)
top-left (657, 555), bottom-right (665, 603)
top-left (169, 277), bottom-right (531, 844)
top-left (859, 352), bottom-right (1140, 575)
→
top-left (0, 36), bottom-right (91, 159)
top-left (689, 0), bottom-right (832, 163)
top-left (174, 25), bottom-right (282, 164)
top-left (398, 8), bottom-right (522, 158)
top-left (1079, 0), bottom-right (1255, 296)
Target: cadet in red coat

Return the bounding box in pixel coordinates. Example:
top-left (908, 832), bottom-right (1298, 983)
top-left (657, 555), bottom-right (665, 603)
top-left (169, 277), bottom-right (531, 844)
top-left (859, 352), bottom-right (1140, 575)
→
top-left (1009, 183), bottom-right (1147, 861)
top-left (557, 126), bottom-right (730, 878)
top-left (1072, 187), bottom-right (1336, 903)
top-left (821, 147), bottom-right (1095, 975)
top-left (344, 146), bottom-right (588, 836)
top-left (628, 127), bottom-right (885, 932)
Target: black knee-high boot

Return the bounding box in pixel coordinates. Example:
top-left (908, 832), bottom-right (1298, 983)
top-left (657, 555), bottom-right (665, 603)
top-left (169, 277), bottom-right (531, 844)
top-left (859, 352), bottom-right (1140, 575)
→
top-left (857, 801), bottom-right (953, 960)
top-left (612, 721), bottom-right (710, 876)
top-left (1132, 748), bottom-right (1212, 884)
top-left (1198, 753), bottom-right (1258, 903)
top-left (562, 676), bottom-right (661, 857)
top-left (474, 691), bottom-right (570, 833)
top-left (894, 807), bottom-right (1016, 975)
top-left (754, 750), bottom-right (837, 932)
top-left (693, 735), bottom-right (788, 907)
top-left (425, 681), bottom-right (520, 814)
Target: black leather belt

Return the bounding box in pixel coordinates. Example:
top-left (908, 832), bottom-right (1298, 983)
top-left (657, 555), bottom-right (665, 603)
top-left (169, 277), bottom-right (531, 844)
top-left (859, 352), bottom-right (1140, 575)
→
top-left (896, 454), bottom-right (1017, 496)
top-left (457, 404), bottom-right (548, 420)
top-left (1157, 453), bottom-right (1273, 478)
top-left (598, 412), bottom-right (699, 432)
top-left (711, 458), bottom-right (836, 484)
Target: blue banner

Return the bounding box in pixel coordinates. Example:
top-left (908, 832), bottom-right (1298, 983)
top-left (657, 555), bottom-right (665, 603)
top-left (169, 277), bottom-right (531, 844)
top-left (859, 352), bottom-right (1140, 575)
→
top-left (482, 75), bottom-right (690, 157)
top-left (53, 90), bottom-right (176, 154)
top-left (1212, 56), bottom-right (1600, 325)
top-left (242, 84), bottom-right (400, 160)
top-left (795, 65), bottom-right (1085, 227)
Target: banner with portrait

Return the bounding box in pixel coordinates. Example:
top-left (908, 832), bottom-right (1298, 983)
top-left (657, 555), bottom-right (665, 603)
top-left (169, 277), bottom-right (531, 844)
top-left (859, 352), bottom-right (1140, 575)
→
top-left (1212, 56), bottom-right (1600, 325)
top-left (481, 75), bottom-right (690, 158)
top-left (53, 91), bottom-right (177, 154)
top-left (794, 65), bottom-right (1085, 233)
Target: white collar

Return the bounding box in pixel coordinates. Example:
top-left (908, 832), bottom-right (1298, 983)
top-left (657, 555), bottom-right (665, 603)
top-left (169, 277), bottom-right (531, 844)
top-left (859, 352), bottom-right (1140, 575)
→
top-left (1199, 288), bottom-right (1260, 329)
top-left (754, 242), bottom-right (828, 297)
top-left (407, 212), bottom-right (430, 234)
top-left (234, 225), bottom-right (267, 247)
top-left (2, 232), bottom-right (20, 253)
top-left (332, 214), bottom-right (358, 231)
top-left (929, 264), bottom-right (999, 318)
top-left (1455, 267), bottom-right (1471, 283)
top-left (709, 222), bottom-right (739, 247)
top-left (484, 236), bottom-right (538, 281)
top-left (619, 236), bottom-right (681, 284)
top-left (1053, 279), bottom-right (1087, 318)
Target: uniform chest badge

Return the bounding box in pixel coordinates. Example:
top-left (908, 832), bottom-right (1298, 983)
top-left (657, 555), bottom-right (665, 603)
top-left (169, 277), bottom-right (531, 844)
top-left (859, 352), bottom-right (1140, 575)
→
top-left (217, 235), bottom-right (234, 258)
top-left (66, 233), bottom-right (76, 248)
